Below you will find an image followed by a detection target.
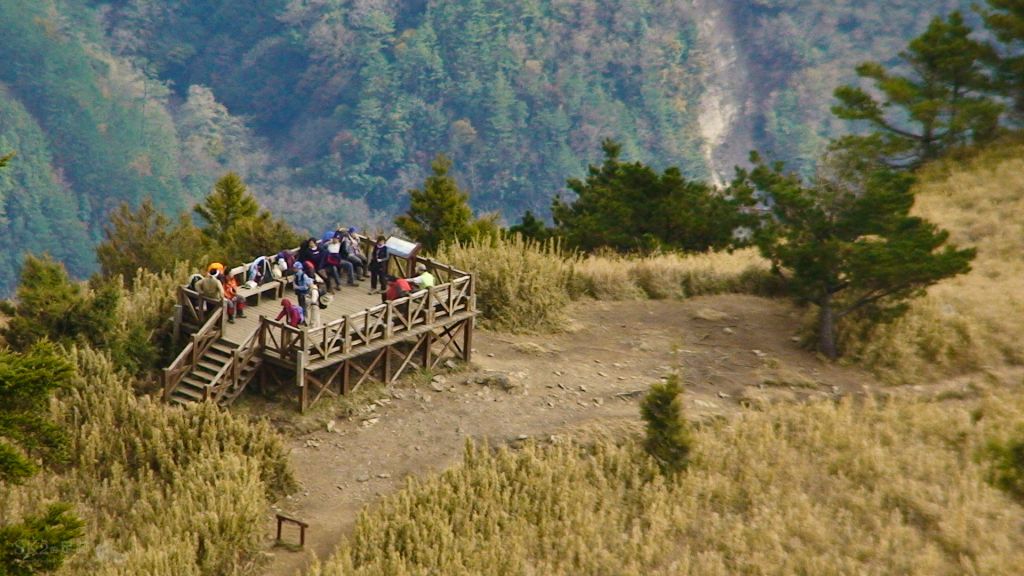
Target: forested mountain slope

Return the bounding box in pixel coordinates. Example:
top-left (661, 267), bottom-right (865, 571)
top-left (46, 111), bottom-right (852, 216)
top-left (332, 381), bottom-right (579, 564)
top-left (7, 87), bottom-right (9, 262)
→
top-left (0, 0), bottom-right (973, 294)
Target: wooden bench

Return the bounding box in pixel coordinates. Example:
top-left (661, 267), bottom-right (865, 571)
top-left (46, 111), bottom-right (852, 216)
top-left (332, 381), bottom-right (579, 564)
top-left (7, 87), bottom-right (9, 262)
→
top-left (275, 514), bottom-right (308, 547)
top-left (228, 264), bottom-right (283, 307)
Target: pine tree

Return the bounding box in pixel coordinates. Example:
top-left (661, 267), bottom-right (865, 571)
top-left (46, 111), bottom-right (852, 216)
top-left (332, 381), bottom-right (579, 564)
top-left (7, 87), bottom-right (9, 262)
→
top-left (0, 342), bottom-right (74, 483)
top-left (97, 199), bottom-right (205, 284)
top-left (737, 151), bottom-right (975, 359)
top-left (395, 154), bottom-right (475, 252)
top-left (640, 374), bottom-right (692, 476)
top-left (552, 139), bottom-right (749, 253)
top-left (832, 12), bottom-right (1003, 169)
top-left (193, 172), bottom-right (259, 245)
top-left (978, 0), bottom-right (1024, 123)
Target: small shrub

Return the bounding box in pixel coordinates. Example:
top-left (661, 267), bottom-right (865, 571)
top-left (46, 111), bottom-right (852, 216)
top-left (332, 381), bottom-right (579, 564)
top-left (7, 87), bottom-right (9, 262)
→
top-left (986, 431), bottom-right (1024, 502)
top-left (640, 374), bottom-right (693, 475)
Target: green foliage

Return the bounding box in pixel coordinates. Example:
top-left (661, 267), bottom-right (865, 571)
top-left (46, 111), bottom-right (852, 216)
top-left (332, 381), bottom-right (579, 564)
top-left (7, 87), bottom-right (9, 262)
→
top-left (0, 503), bottom-right (84, 576)
top-left (553, 140), bottom-right (749, 254)
top-left (640, 374), bottom-right (693, 476)
top-left (97, 199), bottom-right (205, 284)
top-left (508, 210), bottom-right (553, 242)
top-left (395, 154), bottom-right (477, 252)
top-left (987, 430), bottom-right (1024, 501)
top-left (193, 172), bottom-right (260, 245)
top-left (0, 342), bottom-right (74, 484)
top-left (737, 152), bottom-right (976, 358)
top-left (1, 256), bottom-right (119, 352)
top-left (219, 212), bottom-right (303, 266)
top-left (978, 0), bottom-right (1024, 122)
top-left (832, 12), bottom-right (1003, 169)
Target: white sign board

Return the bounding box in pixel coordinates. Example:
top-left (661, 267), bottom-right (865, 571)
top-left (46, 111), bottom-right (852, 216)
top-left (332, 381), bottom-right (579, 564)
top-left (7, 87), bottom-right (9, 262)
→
top-left (385, 236), bottom-right (420, 259)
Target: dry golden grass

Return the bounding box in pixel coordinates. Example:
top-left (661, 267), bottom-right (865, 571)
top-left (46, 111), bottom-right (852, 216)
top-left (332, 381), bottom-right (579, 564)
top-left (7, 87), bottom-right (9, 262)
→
top-left (0, 346), bottom-right (294, 576)
top-left (308, 392), bottom-right (1024, 575)
top-left (841, 145), bottom-right (1024, 383)
top-left (436, 235), bottom-right (575, 332)
top-left (570, 248), bottom-right (777, 301)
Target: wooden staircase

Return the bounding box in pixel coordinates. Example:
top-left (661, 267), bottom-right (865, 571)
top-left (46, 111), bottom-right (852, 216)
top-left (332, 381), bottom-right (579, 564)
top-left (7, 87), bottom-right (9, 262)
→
top-left (166, 337), bottom-right (262, 407)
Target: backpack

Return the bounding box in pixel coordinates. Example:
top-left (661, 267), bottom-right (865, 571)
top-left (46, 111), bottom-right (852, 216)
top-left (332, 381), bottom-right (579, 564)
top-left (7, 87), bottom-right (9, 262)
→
top-left (276, 250), bottom-right (296, 273)
top-left (247, 256), bottom-right (271, 285)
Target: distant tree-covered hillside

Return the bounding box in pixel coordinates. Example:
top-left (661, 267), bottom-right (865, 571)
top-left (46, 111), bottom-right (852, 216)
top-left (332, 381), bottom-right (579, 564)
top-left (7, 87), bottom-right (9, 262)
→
top-left (0, 0), bottom-right (977, 295)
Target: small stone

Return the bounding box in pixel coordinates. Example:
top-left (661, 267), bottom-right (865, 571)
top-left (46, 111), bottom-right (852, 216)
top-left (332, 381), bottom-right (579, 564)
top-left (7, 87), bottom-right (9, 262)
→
top-left (546, 401), bottom-right (555, 407)
top-left (444, 359), bottom-right (458, 369)
top-left (356, 475), bottom-right (370, 483)
top-left (593, 397), bottom-right (604, 406)
top-left (326, 420), bottom-right (336, 433)
top-left (377, 473), bottom-right (391, 479)
top-left (617, 376), bottom-right (626, 381)
top-left (717, 391), bottom-right (731, 399)
top-left (430, 380), bottom-right (445, 392)
top-left (790, 336), bottom-right (801, 343)
top-left (578, 384), bottom-right (587, 392)
top-left (597, 371), bottom-right (607, 377)
top-left (487, 353), bottom-right (496, 357)
top-left (723, 327), bottom-right (735, 335)
top-left (553, 370), bottom-right (563, 376)
top-left (336, 485), bottom-right (344, 490)
top-left (593, 359), bottom-right (602, 364)
top-left (305, 438), bottom-right (322, 448)
top-left (516, 434), bottom-right (529, 440)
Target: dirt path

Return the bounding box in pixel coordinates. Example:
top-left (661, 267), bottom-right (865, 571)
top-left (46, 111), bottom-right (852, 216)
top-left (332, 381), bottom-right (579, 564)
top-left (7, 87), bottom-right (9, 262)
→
top-left (255, 295), bottom-right (876, 575)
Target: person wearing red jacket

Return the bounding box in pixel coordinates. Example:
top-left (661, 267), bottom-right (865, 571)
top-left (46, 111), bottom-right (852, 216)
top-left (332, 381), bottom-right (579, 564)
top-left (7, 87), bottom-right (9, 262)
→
top-left (275, 298), bottom-right (304, 327)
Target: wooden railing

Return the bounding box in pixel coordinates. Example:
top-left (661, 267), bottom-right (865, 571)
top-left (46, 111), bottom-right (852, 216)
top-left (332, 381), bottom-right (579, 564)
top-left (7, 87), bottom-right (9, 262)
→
top-left (209, 323), bottom-right (262, 404)
top-left (162, 306), bottom-right (224, 400)
top-left (261, 274), bottom-right (474, 366)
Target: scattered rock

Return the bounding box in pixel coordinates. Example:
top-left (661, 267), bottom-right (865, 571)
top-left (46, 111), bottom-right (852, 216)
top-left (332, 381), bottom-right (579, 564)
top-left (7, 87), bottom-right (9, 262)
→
top-left (305, 438), bottom-right (322, 448)
top-left (444, 359), bottom-right (458, 370)
top-left (723, 327), bottom-right (735, 335)
top-left (617, 376), bottom-right (626, 381)
top-left (361, 418), bottom-right (380, 428)
top-left (487, 353), bottom-right (496, 357)
top-left (325, 420), bottom-right (336, 433)
top-left (752, 349), bottom-right (768, 358)
top-left (389, 389), bottom-right (405, 400)
top-left (356, 475), bottom-right (370, 483)
top-left (790, 336), bottom-right (801, 343)
top-left (516, 434), bottom-right (529, 441)
top-left (467, 372), bottom-right (519, 392)
top-left (512, 342), bottom-right (548, 355)
top-left (594, 359), bottom-right (602, 364)
top-left (578, 384), bottom-right (587, 392)
top-left (693, 307), bottom-right (729, 322)
top-left (429, 380), bottom-right (445, 393)
top-left (597, 371), bottom-right (608, 377)
top-left (717, 391), bottom-right (731, 399)
top-left (593, 397), bottom-right (604, 406)
top-left (377, 473), bottom-right (391, 479)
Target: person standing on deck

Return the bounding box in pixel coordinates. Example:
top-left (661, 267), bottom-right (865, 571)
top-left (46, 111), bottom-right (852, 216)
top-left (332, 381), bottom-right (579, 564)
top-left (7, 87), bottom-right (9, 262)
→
top-left (292, 261), bottom-right (314, 321)
top-left (368, 235), bottom-right (389, 294)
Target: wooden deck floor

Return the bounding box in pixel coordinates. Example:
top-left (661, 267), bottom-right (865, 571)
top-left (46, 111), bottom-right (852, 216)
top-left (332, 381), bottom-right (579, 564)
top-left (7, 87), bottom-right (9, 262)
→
top-left (222, 283), bottom-right (384, 345)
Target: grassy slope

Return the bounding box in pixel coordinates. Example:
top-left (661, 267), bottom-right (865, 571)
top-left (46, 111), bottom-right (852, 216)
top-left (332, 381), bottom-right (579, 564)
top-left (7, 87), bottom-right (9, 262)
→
top-left (842, 144), bottom-right (1024, 383)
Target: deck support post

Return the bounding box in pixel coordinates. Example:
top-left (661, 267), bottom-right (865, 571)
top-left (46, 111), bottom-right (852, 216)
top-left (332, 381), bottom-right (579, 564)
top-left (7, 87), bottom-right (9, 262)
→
top-left (463, 317), bottom-right (474, 363)
top-left (297, 331), bottom-right (308, 413)
top-left (172, 304), bottom-right (183, 346)
top-left (422, 331), bottom-right (433, 370)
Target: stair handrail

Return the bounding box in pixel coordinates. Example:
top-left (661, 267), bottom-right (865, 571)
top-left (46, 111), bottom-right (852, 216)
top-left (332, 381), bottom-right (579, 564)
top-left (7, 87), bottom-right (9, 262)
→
top-left (210, 320), bottom-right (264, 404)
top-left (163, 307), bottom-right (224, 400)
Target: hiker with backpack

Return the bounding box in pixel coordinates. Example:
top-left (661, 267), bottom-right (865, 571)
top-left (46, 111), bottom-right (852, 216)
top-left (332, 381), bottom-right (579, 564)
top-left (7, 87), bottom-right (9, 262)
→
top-left (275, 298), bottom-right (304, 327)
top-left (292, 261), bottom-right (314, 318)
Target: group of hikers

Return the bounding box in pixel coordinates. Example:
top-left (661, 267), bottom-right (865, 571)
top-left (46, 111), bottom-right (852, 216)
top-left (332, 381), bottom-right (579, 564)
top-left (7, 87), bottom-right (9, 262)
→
top-left (189, 228), bottom-right (437, 329)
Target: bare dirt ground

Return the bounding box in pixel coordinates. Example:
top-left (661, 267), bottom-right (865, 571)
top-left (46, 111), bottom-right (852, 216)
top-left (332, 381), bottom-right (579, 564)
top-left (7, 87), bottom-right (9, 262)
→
top-left (251, 295), bottom-right (888, 575)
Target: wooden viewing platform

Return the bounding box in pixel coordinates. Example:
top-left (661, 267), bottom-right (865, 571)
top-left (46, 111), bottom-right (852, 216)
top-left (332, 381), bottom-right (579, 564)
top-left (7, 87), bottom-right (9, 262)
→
top-left (162, 244), bottom-right (476, 412)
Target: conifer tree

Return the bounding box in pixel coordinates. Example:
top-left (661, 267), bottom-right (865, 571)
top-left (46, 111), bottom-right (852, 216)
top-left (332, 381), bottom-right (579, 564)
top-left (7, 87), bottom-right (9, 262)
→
top-left (0, 151), bottom-right (12, 168)
top-left (832, 12), bottom-right (1002, 169)
top-left (553, 140), bottom-right (749, 253)
top-left (736, 151), bottom-right (975, 359)
top-left (97, 199), bottom-right (205, 284)
top-left (978, 0), bottom-right (1024, 122)
top-left (193, 172), bottom-right (259, 245)
top-left (395, 154), bottom-right (475, 252)
top-left (640, 374), bottom-right (692, 476)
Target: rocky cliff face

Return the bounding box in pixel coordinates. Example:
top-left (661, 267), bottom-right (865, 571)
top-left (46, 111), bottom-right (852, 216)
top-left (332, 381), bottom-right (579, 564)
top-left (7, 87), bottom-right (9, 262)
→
top-left (689, 0), bottom-right (757, 185)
